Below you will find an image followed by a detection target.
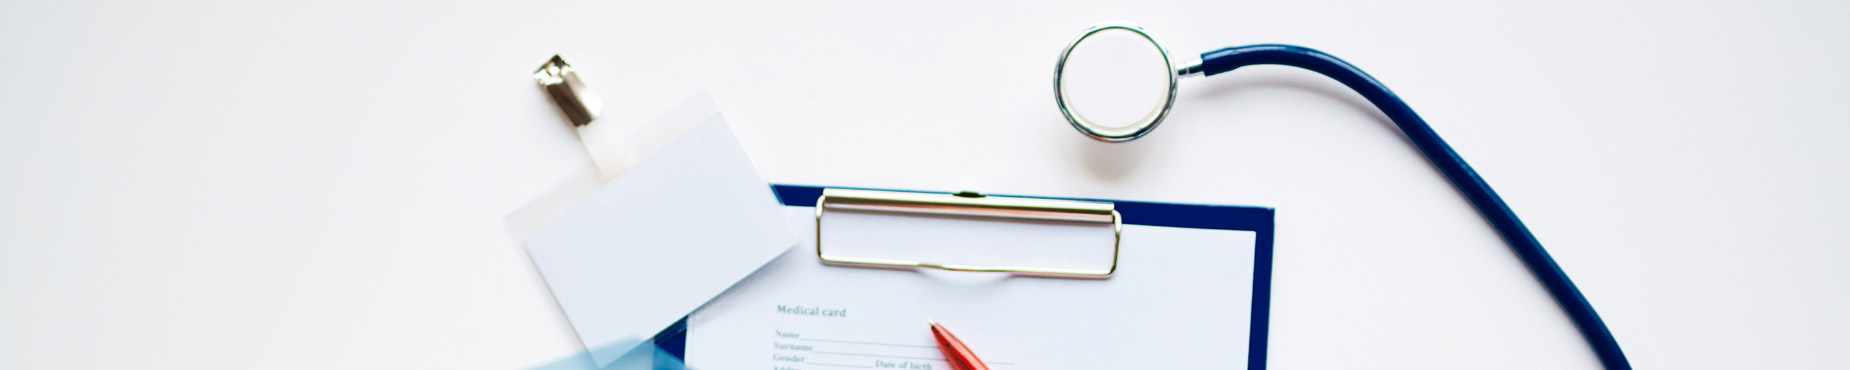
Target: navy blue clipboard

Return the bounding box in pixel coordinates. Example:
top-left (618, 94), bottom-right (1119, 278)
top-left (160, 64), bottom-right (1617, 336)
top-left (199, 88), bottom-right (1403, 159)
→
top-left (647, 184), bottom-right (1278, 369)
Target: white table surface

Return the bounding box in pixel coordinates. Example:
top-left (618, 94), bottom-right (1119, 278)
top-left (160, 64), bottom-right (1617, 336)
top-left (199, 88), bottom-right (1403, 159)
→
top-left (3, 1), bottom-right (1847, 368)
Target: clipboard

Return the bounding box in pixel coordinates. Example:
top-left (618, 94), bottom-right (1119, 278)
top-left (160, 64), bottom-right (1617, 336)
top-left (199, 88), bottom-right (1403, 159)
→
top-left (651, 184), bottom-right (1279, 369)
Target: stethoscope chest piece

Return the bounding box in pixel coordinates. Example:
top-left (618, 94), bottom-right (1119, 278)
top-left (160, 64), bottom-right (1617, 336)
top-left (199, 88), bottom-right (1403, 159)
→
top-left (1053, 20), bottom-right (1181, 143)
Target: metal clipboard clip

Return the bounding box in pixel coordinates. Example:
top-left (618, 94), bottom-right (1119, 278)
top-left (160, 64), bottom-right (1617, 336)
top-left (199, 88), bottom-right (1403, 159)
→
top-left (814, 188), bottom-right (1122, 278)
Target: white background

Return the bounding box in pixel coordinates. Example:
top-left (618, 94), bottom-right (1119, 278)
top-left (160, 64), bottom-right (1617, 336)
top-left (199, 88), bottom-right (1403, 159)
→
top-left (3, 0), bottom-right (1847, 369)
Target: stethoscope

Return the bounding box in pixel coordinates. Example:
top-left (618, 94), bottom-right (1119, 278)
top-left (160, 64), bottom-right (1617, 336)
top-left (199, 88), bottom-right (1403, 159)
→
top-left (1052, 21), bottom-right (1631, 369)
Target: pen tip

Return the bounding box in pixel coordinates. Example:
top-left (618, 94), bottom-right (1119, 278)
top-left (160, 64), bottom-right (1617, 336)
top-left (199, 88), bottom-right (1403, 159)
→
top-left (927, 318), bottom-right (937, 326)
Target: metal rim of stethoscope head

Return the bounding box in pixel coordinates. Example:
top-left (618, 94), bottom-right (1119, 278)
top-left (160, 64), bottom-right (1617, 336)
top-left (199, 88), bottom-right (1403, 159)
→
top-left (1053, 20), bottom-right (1184, 143)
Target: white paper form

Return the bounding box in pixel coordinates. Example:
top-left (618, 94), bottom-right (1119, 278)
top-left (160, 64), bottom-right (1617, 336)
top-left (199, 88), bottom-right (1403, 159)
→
top-left (686, 206), bottom-right (1258, 370)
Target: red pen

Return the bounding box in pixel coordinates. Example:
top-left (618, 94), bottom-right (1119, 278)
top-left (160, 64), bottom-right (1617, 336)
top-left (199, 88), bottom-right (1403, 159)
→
top-left (928, 319), bottom-right (991, 370)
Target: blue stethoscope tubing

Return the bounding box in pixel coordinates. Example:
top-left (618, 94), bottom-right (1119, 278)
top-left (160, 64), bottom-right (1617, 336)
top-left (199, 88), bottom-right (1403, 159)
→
top-left (1201, 45), bottom-right (1631, 369)
top-left (1055, 24), bottom-right (1630, 368)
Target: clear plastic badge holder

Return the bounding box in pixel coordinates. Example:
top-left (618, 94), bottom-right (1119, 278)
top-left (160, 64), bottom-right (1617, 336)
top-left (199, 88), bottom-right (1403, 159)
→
top-left (514, 57), bottom-right (725, 370)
